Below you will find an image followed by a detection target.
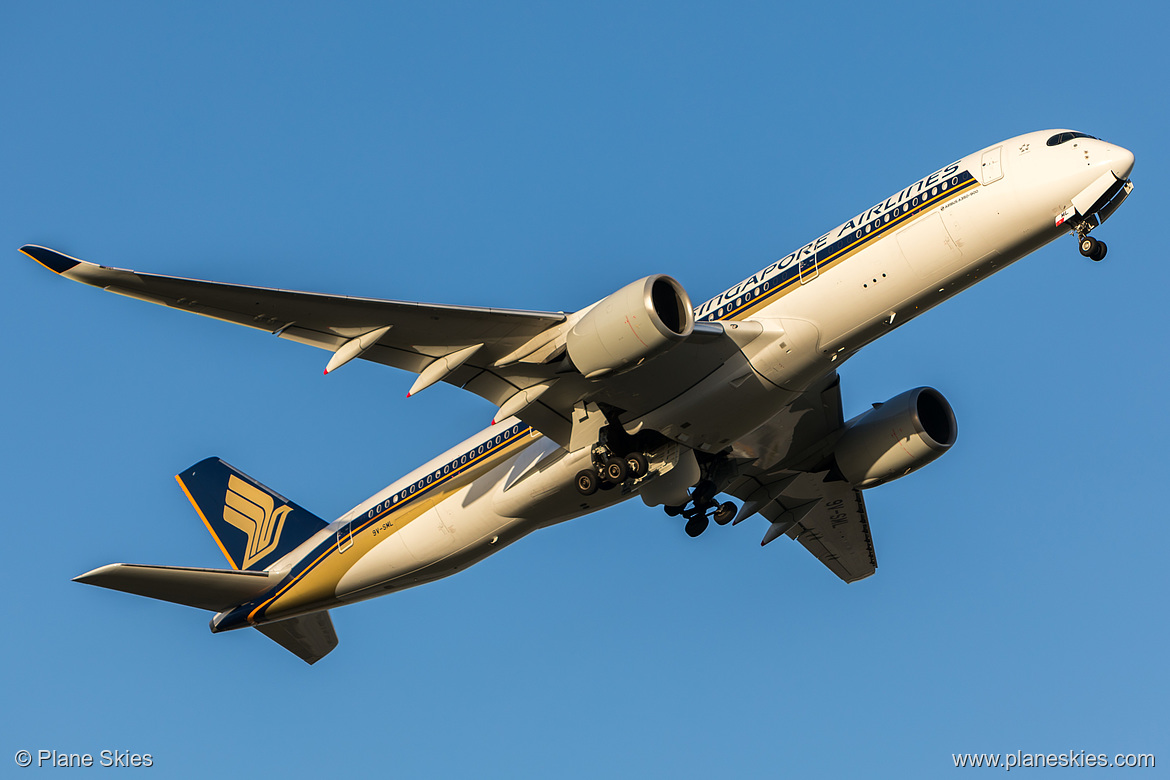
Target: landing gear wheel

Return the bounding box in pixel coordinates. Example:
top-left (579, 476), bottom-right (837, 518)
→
top-left (624, 452), bottom-right (648, 479)
top-left (601, 458), bottom-right (628, 484)
top-left (1091, 240), bottom-right (1107, 261)
top-left (685, 515), bottom-right (710, 538)
top-left (712, 501), bottom-right (736, 526)
top-left (663, 504), bottom-right (684, 517)
top-left (575, 470), bottom-right (598, 496)
top-left (1079, 236), bottom-right (1100, 257)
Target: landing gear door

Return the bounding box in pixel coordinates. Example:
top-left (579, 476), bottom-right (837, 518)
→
top-left (1096, 180), bottom-right (1134, 225)
top-left (980, 146), bottom-right (1003, 185)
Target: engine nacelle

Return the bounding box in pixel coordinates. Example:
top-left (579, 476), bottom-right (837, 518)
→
top-left (832, 387), bottom-right (957, 488)
top-left (566, 275), bottom-right (694, 378)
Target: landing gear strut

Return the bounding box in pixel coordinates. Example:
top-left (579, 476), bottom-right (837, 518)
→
top-left (667, 479), bottom-right (736, 537)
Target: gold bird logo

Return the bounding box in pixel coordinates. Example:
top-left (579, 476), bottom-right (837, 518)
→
top-left (223, 475), bottom-right (292, 569)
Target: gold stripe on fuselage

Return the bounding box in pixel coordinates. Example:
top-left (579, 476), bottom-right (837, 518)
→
top-left (250, 428), bottom-right (539, 621)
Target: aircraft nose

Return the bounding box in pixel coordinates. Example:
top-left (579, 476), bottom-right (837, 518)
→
top-left (1111, 145), bottom-right (1135, 180)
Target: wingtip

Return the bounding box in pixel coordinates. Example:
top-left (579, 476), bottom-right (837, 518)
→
top-left (73, 563), bottom-right (121, 583)
top-left (20, 244), bottom-right (83, 275)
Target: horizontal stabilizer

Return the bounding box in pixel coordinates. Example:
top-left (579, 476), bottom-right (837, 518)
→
top-left (256, 611), bottom-right (338, 665)
top-left (74, 563), bottom-right (272, 611)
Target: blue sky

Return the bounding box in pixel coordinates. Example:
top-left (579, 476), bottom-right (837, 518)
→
top-left (3, 2), bottom-right (1167, 776)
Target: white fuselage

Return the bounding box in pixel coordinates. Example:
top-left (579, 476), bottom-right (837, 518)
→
top-left (246, 130), bottom-right (1134, 625)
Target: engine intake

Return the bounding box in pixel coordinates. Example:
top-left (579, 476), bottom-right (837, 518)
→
top-left (566, 275), bottom-right (694, 378)
top-left (833, 387), bottom-right (957, 488)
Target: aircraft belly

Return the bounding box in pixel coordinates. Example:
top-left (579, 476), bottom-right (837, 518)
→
top-left (334, 469), bottom-right (517, 597)
top-left (334, 533), bottom-right (417, 597)
top-left (491, 444), bottom-right (631, 521)
top-left (630, 354), bottom-right (800, 453)
top-left (335, 509), bottom-right (504, 597)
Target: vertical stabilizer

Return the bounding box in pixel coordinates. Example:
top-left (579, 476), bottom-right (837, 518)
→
top-left (176, 457), bottom-right (327, 571)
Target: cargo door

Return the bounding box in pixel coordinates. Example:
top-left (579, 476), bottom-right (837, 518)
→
top-left (896, 213), bottom-right (962, 277)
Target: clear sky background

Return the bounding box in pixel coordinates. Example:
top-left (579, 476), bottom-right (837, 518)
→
top-left (3, 2), bottom-right (1167, 777)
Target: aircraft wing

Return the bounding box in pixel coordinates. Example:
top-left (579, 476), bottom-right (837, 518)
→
top-left (23, 245), bottom-right (747, 446)
top-left (723, 375), bottom-right (878, 583)
top-left (21, 245), bottom-right (564, 373)
top-left (728, 474), bottom-right (876, 583)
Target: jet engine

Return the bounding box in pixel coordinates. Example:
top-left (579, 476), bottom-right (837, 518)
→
top-left (832, 387), bottom-right (957, 488)
top-left (565, 275), bottom-right (694, 378)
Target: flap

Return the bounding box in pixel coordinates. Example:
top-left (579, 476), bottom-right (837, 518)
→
top-left (724, 374), bottom-right (876, 583)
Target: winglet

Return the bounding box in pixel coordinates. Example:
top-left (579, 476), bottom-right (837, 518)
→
top-left (20, 244), bottom-right (82, 275)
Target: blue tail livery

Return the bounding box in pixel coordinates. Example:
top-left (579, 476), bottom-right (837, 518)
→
top-left (176, 457), bottom-right (327, 571)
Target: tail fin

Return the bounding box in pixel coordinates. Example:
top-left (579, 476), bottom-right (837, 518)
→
top-left (176, 457), bottom-right (327, 571)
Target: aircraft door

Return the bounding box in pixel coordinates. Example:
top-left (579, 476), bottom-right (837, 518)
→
top-left (337, 521), bottom-right (354, 553)
top-left (798, 253), bottom-right (818, 283)
top-left (980, 146), bottom-right (1003, 185)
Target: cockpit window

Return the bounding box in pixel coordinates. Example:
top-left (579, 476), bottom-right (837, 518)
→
top-left (1046, 131), bottom-right (1098, 146)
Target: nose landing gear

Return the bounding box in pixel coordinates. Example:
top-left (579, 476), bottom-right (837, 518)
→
top-left (1072, 218), bottom-right (1108, 261)
top-left (1078, 235), bottom-right (1107, 261)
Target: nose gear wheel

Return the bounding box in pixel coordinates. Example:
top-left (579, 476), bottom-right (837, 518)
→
top-left (1078, 235), bottom-right (1107, 261)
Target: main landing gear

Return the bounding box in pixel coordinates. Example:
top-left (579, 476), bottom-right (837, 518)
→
top-left (664, 480), bottom-right (736, 538)
top-left (574, 448), bottom-right (650, 496)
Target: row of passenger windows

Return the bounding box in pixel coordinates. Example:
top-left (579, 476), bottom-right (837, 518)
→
top-left (365, 423), bottom-right (527, 518)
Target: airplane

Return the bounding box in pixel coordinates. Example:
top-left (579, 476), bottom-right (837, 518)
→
top-left (24, 128), bottom-right (1135, 664)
